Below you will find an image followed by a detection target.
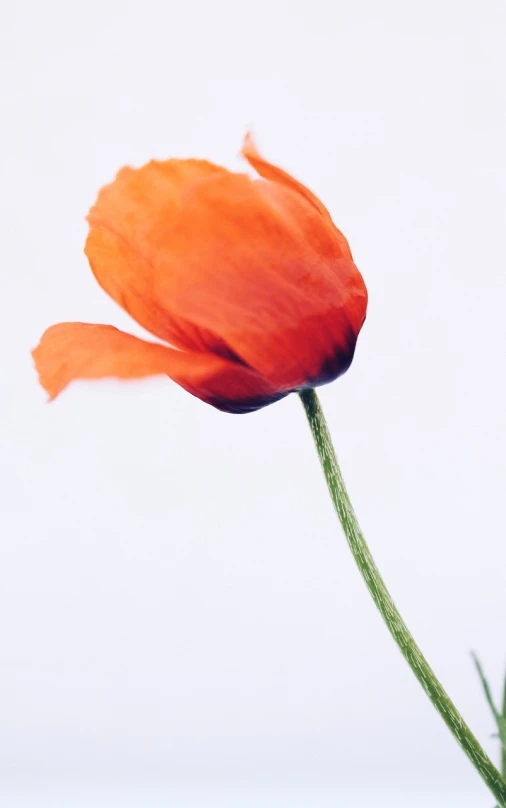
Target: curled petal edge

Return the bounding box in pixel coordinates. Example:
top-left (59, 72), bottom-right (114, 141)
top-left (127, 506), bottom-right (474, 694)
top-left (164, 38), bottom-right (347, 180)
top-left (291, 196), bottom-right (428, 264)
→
top-left (32, 323), bottom-right (286, 414)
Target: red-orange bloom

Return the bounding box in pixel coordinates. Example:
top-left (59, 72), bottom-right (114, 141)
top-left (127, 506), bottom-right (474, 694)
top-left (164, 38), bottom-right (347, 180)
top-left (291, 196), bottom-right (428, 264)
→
top-left (33, 135), bottom-right (368, 413)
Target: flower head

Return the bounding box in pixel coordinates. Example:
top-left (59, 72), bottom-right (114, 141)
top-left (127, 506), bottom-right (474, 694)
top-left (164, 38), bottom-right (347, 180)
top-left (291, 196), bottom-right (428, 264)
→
top-left (33, 135), bottom-right (368, 413)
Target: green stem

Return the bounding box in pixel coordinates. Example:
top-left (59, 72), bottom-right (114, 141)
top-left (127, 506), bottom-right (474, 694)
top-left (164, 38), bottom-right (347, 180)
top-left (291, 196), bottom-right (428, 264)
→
top-left (299, 388), bottom-right (506, 806)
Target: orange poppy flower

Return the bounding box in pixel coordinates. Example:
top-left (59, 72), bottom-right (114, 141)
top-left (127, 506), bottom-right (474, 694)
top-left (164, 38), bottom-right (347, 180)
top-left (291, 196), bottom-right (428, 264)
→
top-left (32, 135), bottom-right (368, 414)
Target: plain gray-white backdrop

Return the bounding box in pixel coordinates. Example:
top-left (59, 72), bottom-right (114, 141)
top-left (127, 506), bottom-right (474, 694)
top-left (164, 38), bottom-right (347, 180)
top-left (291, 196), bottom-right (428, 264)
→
top-left (1, 0), bottom-right (505, 804)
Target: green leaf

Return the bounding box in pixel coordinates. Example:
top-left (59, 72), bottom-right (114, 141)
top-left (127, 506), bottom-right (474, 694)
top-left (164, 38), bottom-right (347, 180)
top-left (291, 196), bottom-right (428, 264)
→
top-left (502, 668), bottom-right (506, 779)
top-left (472, 653), bottom-right (506, 777)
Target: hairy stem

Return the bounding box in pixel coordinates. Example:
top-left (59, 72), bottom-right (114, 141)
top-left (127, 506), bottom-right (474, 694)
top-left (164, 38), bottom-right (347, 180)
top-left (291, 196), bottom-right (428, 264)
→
top-left (299, 388), bottom-right (506, 805)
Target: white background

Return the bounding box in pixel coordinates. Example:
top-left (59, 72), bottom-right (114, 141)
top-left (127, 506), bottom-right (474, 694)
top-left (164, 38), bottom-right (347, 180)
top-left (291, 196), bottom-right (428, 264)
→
top-left (1, 0), bottom-right (505, 804)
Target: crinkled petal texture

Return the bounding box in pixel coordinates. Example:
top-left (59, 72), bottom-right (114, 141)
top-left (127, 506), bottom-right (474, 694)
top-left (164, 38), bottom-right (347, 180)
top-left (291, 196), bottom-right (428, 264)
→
top-left (33, 137), bottom-right (368, 413)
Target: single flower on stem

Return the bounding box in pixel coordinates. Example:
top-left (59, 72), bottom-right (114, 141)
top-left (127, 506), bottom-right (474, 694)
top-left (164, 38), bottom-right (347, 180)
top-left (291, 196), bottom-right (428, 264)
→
top-left (32, 135), bottom-right (506, 806)
top-left (33, 134), bottom-right (367, 411)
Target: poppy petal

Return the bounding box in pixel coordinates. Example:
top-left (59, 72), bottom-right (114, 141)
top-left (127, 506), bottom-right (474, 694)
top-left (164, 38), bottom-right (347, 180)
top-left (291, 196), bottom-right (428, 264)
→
top-left (84, 142), bottom-right (367, 394)
top-left (241, 133), bottom-right (352, 255)
top-left (137, 171), bottom-right (367, 391)
top-left (85, 159), bottom-right (236, 356)
top-left (32, 323), bottom-right (284, 413)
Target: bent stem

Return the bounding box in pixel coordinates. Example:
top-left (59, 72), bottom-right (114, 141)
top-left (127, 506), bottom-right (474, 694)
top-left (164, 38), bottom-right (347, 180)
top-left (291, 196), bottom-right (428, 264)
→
top-left (299, 388), bottom-right (506, 806)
